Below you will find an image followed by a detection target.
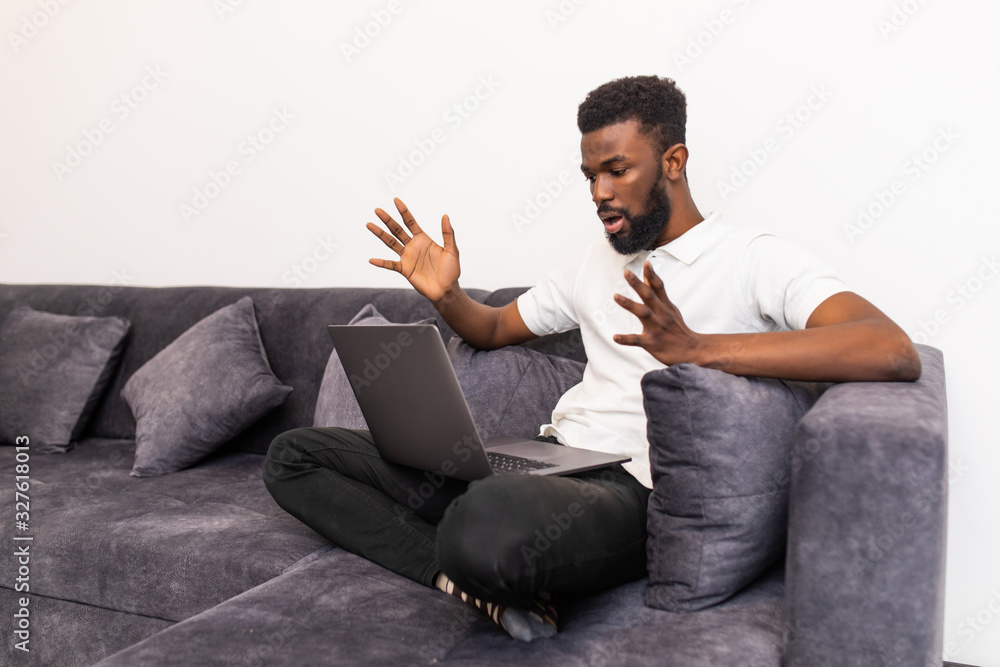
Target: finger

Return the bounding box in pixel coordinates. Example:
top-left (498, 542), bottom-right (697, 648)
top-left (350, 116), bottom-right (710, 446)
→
top-left (643, 261), bottom-right (669, 303)
top-left (441, 214), bottom-right (458, 255)
top-left (374, 207), bottom-right (412, 245)
top-left (366, 222), bottom-right (405, 255)
top-left (612, 333), bottom-right (646, 347)
top-left (623, 269), bottom-right (656, 305)
top-left (368, 257), bottom-right (401, 273)
top-left (394, 198), bottom-right (425, 235)
top-left (614, 292), bottom-right (652, 320)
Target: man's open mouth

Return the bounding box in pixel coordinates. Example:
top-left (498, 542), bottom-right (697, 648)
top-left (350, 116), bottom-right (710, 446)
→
top-left (601, 213), bottom-right (625, 234)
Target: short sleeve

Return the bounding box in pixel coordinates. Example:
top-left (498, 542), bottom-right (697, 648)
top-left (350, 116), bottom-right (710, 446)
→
top-left (742, 234), bottom-right (850, 331)
top-left (516, 251), bottom-right (584, 337)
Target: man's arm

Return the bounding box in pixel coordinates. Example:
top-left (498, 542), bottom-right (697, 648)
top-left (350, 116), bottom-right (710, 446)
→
top-left (367, 198), bottom-right (536, 350)
top-left (613, 261), bottom-right (922, 382)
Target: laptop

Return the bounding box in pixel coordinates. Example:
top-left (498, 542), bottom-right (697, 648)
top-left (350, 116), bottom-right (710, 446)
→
top-left (327, 323), bottom-right (630, 482)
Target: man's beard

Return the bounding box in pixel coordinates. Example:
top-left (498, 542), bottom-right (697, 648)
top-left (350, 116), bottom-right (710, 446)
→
top-left (602, 170), bottom-right (671, 256)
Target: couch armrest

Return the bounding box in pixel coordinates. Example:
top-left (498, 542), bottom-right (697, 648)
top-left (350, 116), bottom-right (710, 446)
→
top-left (783, 345), bottom-right (948, 667)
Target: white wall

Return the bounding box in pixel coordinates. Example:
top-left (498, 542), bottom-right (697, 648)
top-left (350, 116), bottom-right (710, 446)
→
top-left (1, 0), bottom-right (998, 662)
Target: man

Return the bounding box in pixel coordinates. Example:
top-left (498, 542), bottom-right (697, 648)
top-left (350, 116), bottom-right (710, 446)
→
top-left (264, 76), bottom-right (920, 642)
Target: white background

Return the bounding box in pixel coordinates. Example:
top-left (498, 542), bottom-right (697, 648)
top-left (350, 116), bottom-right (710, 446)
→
top-left (1, 0), bottom-right (998, 663)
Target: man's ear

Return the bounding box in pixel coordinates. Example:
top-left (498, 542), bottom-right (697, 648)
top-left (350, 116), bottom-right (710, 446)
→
top-left (662, 143), bottom-right (689, 181)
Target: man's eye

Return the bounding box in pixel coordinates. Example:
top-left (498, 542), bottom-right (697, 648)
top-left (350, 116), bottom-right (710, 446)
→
top-left (611, 169), bottom-right (627, 177)
top-left (584, 175), bottom-right (595, 183)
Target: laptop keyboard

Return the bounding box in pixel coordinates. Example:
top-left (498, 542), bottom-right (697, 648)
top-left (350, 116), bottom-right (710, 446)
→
top-left (487, 451), bottom-right (558, 474)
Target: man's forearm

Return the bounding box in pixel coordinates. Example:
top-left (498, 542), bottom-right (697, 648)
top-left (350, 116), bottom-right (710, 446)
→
top-left (430, 284), bottom-right (502, 349)
top-left (431, 284), bottom-right (535, 351)
top-left (615, 268), bottom-right (922, 383)
top-left (693, 320), bottom-right (922, 382)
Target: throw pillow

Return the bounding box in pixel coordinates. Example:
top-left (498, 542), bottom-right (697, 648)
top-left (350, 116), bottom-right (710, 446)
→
top-left (121, 296), bottom-right (292, 477)
top-left (446, 337), bottom-right (585, 440)
top-left (0, 305), bottom-right (131, 453)
top-left (313, 304), bottom-right (437, 429)
top-left (641, 363), bottom-right (825, 612)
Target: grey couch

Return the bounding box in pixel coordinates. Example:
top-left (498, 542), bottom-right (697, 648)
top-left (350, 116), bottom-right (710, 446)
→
top-left (0, 283), bottom-right (948, 666)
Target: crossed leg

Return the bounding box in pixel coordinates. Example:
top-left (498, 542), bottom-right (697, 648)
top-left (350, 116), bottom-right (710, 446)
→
top-left (263, 427), bottom-right (650, 637)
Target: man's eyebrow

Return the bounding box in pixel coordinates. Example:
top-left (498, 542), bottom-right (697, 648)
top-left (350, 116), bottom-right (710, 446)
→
top-left (580, 154), bottom-right (628, 172)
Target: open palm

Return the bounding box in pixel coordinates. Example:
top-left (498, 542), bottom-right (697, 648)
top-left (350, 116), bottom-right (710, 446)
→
top-left (367, 198), bottom-right (461, 302)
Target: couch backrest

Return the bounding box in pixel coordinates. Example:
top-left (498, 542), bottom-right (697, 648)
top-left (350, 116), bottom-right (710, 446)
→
top-left (0, 284), bottom-right (584, 454)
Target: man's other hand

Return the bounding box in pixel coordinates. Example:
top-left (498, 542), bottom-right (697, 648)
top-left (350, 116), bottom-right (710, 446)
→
top-left (612, 261), bottom-right (703, 366)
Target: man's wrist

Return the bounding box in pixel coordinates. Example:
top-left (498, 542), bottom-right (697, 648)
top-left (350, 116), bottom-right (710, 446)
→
top-left (432, 282), bottom-right (463, 312)
top-left (691, 333), bottom-right (738, 373)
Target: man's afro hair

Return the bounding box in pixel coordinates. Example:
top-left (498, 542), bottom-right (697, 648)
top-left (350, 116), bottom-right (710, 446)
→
top-left (577, 76), bottom-right (687, 154)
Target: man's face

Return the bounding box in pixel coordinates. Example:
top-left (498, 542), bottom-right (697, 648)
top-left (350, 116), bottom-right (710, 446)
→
top-left (580, 120), bottom-right (671, 255)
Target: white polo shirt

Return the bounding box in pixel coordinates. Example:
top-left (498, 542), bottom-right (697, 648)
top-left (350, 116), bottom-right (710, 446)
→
top-left (516, 211), bottom-right (849, 488)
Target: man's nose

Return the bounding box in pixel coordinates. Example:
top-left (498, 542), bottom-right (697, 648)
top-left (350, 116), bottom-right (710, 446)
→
top-left (591, 175), bottom-right (613, 204)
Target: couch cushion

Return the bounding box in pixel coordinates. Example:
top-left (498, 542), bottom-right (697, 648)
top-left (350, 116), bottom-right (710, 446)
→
top-left (122, 297), bottom-right (292, 476)
top-left (0, 439), bottom-right (329, 622)
top-left (93, 548), bottom-right (786, 666)
top-left (0, 305), bottom-right (130, 453)
top-left (641, 364), bottom-right (824, 611)
top-left (0, 588), bottom-right (172, 667)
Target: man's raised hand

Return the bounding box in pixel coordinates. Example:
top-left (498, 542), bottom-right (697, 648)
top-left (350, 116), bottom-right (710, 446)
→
top-left (367, 197), bottom-right (461, 302)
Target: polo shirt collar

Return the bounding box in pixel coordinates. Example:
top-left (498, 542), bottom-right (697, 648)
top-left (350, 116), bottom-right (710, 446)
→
top-left (648, 211), bottom-right (722, 265)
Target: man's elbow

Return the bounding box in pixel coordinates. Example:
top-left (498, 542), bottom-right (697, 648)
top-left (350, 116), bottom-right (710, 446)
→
top-left (883, 333), bottom-right (922, 382)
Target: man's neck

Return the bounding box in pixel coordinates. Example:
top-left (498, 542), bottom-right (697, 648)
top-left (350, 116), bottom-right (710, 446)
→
top-left (657, 200), bottom-right (705, 247)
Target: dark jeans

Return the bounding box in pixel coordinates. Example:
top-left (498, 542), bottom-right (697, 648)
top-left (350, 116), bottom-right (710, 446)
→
top-left (263, 427), bottom-right (651, 607)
